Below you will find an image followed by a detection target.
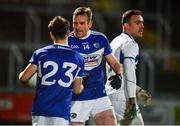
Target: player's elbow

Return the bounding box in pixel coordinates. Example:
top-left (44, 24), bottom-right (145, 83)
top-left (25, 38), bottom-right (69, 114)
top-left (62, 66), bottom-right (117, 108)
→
top-left (18, 72), bottom-right (28, 85)
top-left (19, 78), bottom-right (28, 85)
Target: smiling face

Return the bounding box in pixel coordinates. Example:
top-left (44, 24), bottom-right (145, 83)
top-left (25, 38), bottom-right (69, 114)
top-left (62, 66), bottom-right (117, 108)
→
top-left (124, 15), bottom-right (144, 38)
top-left (73, 14), bottom-right (92, 38)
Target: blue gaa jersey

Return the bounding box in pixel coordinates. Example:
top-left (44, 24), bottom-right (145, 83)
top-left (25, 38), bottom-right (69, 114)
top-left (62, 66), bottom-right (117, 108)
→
top-left (29, 44), bottom-right (84, 121)
top-left (68, 30), bottom-right (112, 100)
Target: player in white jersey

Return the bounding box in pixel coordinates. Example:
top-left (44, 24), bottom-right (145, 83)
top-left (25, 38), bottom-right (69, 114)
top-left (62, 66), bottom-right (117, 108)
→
top-left (68, 7), bottom-right (122, 125)
top-left (106, 9), bottom-right (151, 125)
top-left (18, 16), bottom-right (84, 125)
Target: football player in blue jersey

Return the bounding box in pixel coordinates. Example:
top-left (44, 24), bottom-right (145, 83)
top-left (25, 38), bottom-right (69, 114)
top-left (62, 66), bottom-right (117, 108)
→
top-left (68, 7), bottom-right (122, 125)
top-left (19, 16), bottom-right (84, 125)
top-left (107, 9), bottom-right (151, 125)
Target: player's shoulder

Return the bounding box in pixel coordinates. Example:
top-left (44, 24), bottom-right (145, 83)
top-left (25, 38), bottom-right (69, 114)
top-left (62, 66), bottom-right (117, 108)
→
top-left (91, 30), bottom-right (108, 39)
top-left (110, 33), bottom-right (128, 48)
top-left (121, 33), bottom-right (138, 48)
top-left (68, 31), bottom-right (75, 38)
top-left (111, 33), bottom-right (138, 51)
top-left (34, 44), bottom-right (53, 54)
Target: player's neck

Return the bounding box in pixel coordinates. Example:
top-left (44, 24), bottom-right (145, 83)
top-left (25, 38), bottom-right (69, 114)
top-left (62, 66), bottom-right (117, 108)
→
top-left (55, 38), bottom-right (67, 45)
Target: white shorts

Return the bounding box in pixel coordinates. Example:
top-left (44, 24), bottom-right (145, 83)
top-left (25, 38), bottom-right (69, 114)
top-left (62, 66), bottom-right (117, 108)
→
top-left (32, 116), bottom-right (69, 126)
top-left (70, 96), bottom-right (113, 122)
top-left (108, 91), bottom-right (144, 125)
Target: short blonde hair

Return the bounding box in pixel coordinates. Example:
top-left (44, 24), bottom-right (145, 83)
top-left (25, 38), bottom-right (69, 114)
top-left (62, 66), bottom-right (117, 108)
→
top-left (73, 7), bottom-right (93, 22)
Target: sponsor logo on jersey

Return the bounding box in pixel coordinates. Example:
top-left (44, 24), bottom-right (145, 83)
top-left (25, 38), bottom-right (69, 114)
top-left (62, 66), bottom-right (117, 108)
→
top-left (83, 54), bottom-right (101, 67)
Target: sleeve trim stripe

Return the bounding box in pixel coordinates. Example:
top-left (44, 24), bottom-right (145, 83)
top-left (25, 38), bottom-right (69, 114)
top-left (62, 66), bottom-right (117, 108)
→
top-left (124, 57), bottom-right (135, 60)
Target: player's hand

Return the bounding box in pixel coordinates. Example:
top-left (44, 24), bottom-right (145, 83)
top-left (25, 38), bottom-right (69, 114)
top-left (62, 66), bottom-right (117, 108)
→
top-left (137, 89), bottom-right (152, 107)
top-left (108, 74), bottom-right (122, 89)
top-left (120, 98), bottom-right (136, 125)
top-left (82, 75), bottom-right (89, 86)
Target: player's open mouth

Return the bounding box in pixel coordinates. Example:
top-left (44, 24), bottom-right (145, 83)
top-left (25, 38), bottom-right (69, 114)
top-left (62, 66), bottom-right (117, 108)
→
top-left (76, 31), bottom-right (82, 34)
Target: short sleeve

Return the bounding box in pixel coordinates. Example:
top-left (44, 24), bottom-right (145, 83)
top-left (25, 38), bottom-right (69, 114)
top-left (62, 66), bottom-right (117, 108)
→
top-left (123, 42), bottom-right (139, 61)
top-left (29, 51), bottom-right (38, 66)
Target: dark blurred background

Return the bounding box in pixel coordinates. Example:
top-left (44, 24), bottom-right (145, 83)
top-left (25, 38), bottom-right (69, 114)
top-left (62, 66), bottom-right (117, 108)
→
top-left (0, 0), bottom-right (180, 125)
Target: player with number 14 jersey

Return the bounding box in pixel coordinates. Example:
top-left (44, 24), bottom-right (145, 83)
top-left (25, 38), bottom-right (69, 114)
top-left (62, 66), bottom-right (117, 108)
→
top-left (68, 30), bottom-right (112, 100)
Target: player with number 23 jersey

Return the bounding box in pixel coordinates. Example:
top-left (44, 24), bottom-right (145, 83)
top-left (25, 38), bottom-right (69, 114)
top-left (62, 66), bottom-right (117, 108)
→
top-left (30, 44), bottom-right (84, 121)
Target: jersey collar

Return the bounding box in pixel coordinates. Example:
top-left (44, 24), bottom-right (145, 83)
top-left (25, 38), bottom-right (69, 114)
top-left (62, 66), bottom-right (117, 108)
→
top-left (123, 32), bottom-right (135, 41)
top-left (54, 42), bottom-right (69, 47)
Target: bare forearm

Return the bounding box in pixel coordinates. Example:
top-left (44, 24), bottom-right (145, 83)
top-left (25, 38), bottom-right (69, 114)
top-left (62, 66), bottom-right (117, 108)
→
top-left (105, 54), bottom-right (122, 75)
top-left (111, 62), bottom-right (122, 74)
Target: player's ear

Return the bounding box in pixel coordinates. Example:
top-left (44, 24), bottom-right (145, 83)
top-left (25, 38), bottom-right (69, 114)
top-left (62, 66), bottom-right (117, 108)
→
top-left (50, 32), bottom-right (55, 41)
top-left (123, 23), bottom-right (129, 31)
top-left (66, 30), bottom-right (70, 37)
top-left (124, 23), bottom-right (128, 29)
top-left (88, 20), bottom-right (93, 28)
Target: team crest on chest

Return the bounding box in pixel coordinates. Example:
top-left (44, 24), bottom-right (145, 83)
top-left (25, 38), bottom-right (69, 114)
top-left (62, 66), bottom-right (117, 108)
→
top-left (94, 42), bottom-right (100, 48)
